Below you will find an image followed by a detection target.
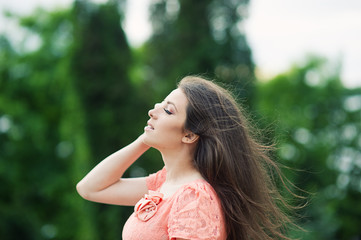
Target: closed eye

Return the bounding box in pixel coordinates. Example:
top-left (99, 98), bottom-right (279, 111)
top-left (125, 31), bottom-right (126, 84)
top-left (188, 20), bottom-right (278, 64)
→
top-left (163, 108), bottom-right (172, 115)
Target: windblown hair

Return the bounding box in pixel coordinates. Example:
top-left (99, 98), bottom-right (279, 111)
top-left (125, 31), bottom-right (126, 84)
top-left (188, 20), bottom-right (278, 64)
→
top-left (179, 76), bottom-right (297, 240)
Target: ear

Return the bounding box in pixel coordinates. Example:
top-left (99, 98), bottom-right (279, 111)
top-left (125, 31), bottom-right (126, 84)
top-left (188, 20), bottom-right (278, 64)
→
top-left (182, 131), bottom-right (199, 144)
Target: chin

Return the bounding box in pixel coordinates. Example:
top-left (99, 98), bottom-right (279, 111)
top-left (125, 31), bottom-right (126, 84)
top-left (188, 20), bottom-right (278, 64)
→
top-left (145, 141), bottom-right (166, 152)
top-left (143, 137), bottom-right (157, 149)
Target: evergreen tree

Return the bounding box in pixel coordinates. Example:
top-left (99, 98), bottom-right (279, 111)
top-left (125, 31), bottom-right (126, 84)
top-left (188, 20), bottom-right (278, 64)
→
top-left (143, 0), bottom-right (255, 104)
top-left (0, 8), bottom-right (96, 239)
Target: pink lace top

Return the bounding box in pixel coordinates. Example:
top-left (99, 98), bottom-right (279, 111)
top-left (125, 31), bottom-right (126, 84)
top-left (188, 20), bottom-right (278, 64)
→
top-left (122, 167), bottom-right (226, 240)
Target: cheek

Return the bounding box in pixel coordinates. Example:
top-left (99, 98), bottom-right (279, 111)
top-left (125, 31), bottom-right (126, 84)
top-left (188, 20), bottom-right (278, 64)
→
top-left (167, 120), bottom-right (185, 134)
top-left (157, 120), bottom-right (185, 142)
top-left (160, 127), bottom-right (184, 142)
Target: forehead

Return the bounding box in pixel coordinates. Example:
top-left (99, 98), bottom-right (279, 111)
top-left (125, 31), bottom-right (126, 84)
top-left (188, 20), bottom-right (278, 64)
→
top-left (165, 88), bottom-right (188, 111)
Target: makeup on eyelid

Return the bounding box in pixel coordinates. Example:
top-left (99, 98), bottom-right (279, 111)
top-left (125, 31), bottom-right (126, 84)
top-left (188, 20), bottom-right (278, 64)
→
top-left (163, 108), bottom-right (172, 115)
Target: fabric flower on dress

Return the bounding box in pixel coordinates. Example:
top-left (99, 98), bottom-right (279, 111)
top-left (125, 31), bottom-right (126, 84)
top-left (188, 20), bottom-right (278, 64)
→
top-left (134, 190), bottom-right (164, 221)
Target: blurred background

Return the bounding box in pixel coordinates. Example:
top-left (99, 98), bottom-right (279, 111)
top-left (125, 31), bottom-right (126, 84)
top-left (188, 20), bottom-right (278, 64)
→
top-left (0, 0), bottom-right (360, 239)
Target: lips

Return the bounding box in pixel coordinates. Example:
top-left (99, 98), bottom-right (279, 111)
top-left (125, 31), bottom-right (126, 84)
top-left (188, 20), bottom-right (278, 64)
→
top-left (145, 121), bottom-right (154, 130)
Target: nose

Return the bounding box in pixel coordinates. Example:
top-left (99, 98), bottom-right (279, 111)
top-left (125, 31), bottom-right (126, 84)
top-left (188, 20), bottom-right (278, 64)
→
top-left (148, 108), bottom-right (155, 118)
top-left (148, 103), bottom-right (161, 118)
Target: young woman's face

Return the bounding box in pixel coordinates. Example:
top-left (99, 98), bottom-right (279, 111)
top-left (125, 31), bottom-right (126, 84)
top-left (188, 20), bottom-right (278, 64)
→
top-left (143, 88), bottom-right (188, 150)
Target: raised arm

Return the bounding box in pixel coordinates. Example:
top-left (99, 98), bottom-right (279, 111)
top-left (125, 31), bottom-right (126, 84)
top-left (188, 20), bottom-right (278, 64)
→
top-left (76, 134), bottom-right (150, 206)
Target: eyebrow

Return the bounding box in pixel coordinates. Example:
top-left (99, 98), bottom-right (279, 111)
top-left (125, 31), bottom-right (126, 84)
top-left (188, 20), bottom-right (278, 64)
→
top-left (166, 101), bottom-right (178, 112)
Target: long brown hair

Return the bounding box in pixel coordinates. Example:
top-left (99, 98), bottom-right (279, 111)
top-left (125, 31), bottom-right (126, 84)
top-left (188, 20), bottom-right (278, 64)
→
top-left (179, 76), bottom-right (299, 240)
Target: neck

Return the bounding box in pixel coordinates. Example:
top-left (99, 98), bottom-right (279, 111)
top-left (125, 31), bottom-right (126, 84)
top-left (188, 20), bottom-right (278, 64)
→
top-left (160, 146), bottom-right (202, 184)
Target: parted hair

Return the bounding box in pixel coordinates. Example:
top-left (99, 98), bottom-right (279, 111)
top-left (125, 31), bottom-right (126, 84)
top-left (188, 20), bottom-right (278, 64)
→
top-left (178, 76), bottom-right (297, 240)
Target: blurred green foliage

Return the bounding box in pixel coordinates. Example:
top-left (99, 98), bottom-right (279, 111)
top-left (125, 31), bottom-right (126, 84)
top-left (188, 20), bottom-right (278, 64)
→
top-left (0, 0), bottom-right (360, 239)
top-left (255, 56), bottom-right (361, 239)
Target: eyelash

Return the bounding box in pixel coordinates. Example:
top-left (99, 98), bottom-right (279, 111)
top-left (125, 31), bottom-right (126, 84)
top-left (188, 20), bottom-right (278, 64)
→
top-left (163, 108), bottom-right (172, 115)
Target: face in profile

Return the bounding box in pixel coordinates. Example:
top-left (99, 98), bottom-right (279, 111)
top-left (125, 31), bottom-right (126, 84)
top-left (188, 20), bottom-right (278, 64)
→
top-left (144, 88), bottom-right (189, 151)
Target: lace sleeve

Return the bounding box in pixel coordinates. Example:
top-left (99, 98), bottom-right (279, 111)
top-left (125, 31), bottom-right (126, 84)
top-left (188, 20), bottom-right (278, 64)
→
top-left (168, 181), bottom-right (224, 240)
top-left (145, 167), bottom-right (166, 191)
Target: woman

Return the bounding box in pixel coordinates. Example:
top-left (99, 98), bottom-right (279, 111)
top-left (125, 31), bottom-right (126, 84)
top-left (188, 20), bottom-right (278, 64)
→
top-left (77, 76), bottom-right (296, 240)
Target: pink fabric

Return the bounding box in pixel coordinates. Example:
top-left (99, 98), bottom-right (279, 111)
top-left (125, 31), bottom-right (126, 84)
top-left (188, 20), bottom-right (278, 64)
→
top-left (122, 167), bottom-right (226, 240)
top-left (134, 190), bottom-right (164, 221)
